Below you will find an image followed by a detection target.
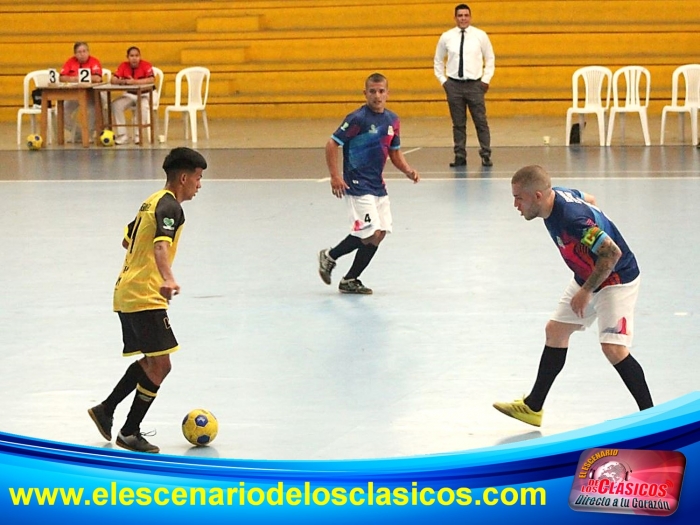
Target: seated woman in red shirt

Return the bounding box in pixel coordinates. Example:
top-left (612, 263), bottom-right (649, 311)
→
top-left (112, 47), bottom-right (157, 145)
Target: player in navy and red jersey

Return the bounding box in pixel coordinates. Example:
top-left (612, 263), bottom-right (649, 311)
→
top-left (333, 102), bottom-right (398, 198)
top-left (494, 165), bottom-right (653, 427)
top-left (544, 186), bottom-right (639, 289)
top-left (318, 73), bottom-right (420, 294)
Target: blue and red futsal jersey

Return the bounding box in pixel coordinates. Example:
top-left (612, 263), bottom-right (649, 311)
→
top-left (331, 105), bottom-right (401, 197)
top-left (544, 187), bottom-right (639, 290)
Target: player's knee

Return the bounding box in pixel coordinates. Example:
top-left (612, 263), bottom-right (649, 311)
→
top-left (368, 230), bottom-right (386, 246)
top-left (601, 343), bottom-right (629, 365)
top-left (544, 320), bottom-right (572, 346)
top-left (158, 359), bottom-right (173, 379)
top-left (145, 355), bottom-right (172, 382)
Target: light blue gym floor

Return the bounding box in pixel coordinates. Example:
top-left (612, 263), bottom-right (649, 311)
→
top-left (0, 145), bottom-right (698, 459)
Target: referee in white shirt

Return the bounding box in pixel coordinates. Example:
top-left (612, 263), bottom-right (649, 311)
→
top-left (434, 4), bottom-right (495, 168)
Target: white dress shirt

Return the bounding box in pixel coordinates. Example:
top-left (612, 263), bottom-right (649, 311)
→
top-left (434, 25), bottom-right (495, 85)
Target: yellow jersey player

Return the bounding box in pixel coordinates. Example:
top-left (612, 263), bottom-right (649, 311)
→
top-left (89, 147), bottom-right (207, 453)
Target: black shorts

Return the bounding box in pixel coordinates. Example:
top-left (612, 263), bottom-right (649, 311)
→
top-left (118, 309), bottom-right (179, 357)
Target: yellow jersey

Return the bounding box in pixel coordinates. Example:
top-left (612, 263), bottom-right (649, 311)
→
top-left (113, 189), bottom-right (185, 313)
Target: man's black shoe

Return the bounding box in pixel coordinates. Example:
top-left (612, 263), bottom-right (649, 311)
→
top-left (449, 157), bottom-right (467, 167)
top-left (481, 156), bottom-right (493, 167)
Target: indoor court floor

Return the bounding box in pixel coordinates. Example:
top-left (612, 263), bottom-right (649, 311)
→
top-left (0, 116), bottom-right (699, 459)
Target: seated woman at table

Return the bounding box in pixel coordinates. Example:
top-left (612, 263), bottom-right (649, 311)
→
top-left (59, 41), bottom-right (103, 141)
top-left (111, 46), bottom-right (157, 145)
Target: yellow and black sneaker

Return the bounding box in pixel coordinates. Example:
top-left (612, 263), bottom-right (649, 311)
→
top-left (493, 398), bottom-right (543, 427)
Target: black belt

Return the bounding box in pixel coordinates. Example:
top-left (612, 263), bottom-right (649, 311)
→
top-left (448, 77), bottom-right (481, 83)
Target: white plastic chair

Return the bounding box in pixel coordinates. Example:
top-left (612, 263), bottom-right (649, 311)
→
top-left (606, 66), bottom-right (651, 146)
top-left (129, 66), bottom-right (164, 139)
top-left (164, 67), bottom-right (210, 143)
top-left (98, 68), bottom-right (112, 125)
top-left (565, 66), bottom-right (612, 146)
top-left (660, 64), bottom-right (700, 145)
top-left (17, 70), bottom-right (56, 145)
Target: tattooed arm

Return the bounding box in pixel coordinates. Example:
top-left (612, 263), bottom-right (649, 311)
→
top-left (570, 237), bottom-right (622, 317)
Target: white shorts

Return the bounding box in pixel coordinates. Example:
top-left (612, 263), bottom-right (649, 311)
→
top-left (550, 276), bottom-right (640, 346)
top-left (346, 195), bottom-right (392, 239)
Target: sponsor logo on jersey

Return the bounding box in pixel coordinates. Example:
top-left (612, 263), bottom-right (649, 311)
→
top-left (163, 217), bottom-right (175, 230)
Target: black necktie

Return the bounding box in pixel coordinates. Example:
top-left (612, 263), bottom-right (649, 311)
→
top-left (458, 29), bottom-right (465, 78)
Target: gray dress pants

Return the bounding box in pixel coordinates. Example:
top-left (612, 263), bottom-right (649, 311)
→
top-left (443, 78), bottom-right (491, 160)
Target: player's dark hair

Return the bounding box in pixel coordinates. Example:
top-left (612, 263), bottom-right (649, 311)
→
top-left (162, 147), bottom-right (208, 181)
top-left (365, 72), bottom-right (388, 89)
top-left (126, 46), bottom-right (141, 56)
top-left (73, 41), bottom-right (89, 53)
top-left (455, 4), bottom-right (470, 15)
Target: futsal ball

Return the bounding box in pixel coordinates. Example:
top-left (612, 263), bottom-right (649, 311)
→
top-left (182, 408), bottom-right (218, 446)
top-left (26, 134), bottom-right (43, 150)
top-left (99, 129), bottom-right (115, 147)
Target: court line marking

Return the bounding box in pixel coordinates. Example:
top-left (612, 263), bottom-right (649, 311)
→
top-left (3, 175), bottom-right (700, 184)
top-left (405, 176), bottom-right (700, 181)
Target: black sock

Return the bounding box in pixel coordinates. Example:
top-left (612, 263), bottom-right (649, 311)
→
top-left (614, 354), bottom-right (654, 410)
top-left (102, 361), bottom-right (143, 415)
top-left (329, 235), bottom-right (363, 260)
top-left (345, 243), bottom-right (378, 280)
top-left (524, 345), bottom-right (568, 412)
top-left (121, 374), bottom-right (161, 436)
